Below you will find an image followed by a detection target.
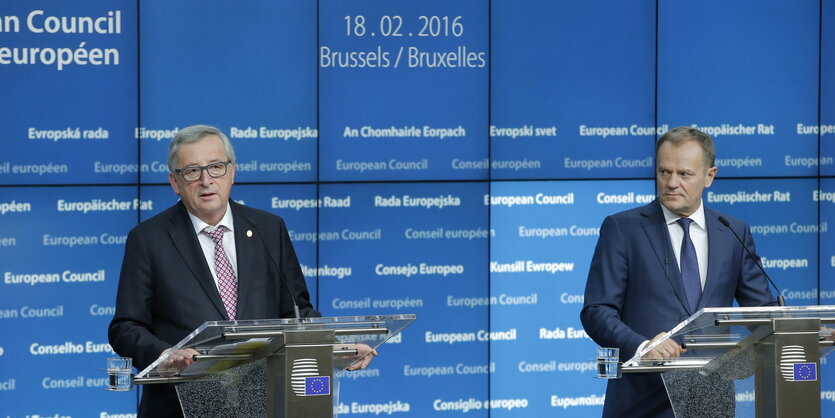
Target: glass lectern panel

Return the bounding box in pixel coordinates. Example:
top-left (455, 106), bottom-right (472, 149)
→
top-left (136, 314), bottom-right (415, 379)
top-left (625, 305), bottom-right (835, 369)
top-left (619, 306), bottom-right (835, 418)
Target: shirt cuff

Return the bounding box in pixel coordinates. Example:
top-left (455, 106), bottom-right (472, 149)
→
top-left (634, 340), bottom-right (650, 358)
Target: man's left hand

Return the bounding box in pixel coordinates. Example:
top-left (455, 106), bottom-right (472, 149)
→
top-left (334, 344), bottom-right (378, 370)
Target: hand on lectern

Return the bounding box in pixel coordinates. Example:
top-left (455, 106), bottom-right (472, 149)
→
top-left (347, 344), bottom-right (378, 370)
top-left (822, 327), bottom-right (835, 341)
top-left (333, 344), bottom-right (378, 371)
top-left (641, 332), bottom-right (686, 360)
top-left (157, 347), bottom-right (200, 376)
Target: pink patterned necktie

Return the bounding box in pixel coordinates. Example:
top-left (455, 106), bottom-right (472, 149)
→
top-left (201, 226), bottom-right (238, 320)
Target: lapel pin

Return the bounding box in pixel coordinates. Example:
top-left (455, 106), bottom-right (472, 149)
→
top-left (246, 230), bottom-right (253, 238)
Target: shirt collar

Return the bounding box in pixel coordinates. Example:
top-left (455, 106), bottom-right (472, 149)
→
top-left (661, 199), bottom-right (706, 232)
top-left (188, 202), bottom-right (234, 235)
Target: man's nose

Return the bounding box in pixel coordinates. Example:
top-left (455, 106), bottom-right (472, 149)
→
top-left (198, 168), bottom-right (213, 185)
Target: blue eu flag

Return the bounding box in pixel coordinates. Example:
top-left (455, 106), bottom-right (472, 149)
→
top-left (793, 363), bottom-right (817, 381)
top-left (304, 376), bottom-right (331, 396)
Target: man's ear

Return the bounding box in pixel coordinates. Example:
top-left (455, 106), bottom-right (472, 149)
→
top-left (704, 166), bottom-right (717, 188)
top-left (168, 172), bottom-right (181, 196)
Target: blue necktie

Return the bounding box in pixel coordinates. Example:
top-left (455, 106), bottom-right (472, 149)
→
top-left (676, 218), bottom-right (702, 312)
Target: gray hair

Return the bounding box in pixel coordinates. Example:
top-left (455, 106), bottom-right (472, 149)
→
top-left (655, 126), bottom-right (715, 168)
top-left (167, 125), bottom-right (236, 172)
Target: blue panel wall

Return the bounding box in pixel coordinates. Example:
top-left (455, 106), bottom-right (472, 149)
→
top-left (0, 0), bottom-right (833, 416)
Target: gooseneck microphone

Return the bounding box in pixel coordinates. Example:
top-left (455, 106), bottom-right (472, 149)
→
top-left (247, 217), bottom-right (302, 320)
top-left (717, 216), bottom-right (785, 306)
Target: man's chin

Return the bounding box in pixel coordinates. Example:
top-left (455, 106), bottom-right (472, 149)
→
top-left (198, 202), bottom-right (223, 213)
top-left (659, 199), bottom-right (682, 212)
top-left (189, 200), bottom-right (225, 221)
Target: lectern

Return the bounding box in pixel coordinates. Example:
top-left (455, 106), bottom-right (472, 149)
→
top-left (597, 305), bottom-right (835, 417)
top-left (115, 314), bottom-right (414, 417)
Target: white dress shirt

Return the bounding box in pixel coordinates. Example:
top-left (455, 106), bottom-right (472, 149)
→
top-left (188, 203), bottom-right (238, 291)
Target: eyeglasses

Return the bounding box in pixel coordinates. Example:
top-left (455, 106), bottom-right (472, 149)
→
top-left (174, 161), bottom-right (231, 182)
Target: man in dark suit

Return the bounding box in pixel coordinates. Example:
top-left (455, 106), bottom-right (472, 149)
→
top-left (580, 126), bottom-right (777, 417)
top-left (108, 125), bottom-right (373, 417)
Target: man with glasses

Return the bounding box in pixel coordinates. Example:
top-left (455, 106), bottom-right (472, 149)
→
top-left (108, 125), bottom-right (375, 417)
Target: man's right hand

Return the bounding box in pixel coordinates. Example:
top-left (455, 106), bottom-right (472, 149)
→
top-left (642, 332), bottom-right (686, 360)
top-left (157, 348), bottom-right (200, 376)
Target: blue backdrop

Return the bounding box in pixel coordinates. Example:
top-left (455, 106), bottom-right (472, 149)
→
top-left (1, 0), bottom-right (834, 416)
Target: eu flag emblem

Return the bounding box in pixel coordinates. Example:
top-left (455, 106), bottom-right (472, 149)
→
top-left (792, 363), bottom-right (817, 381)
top-left (304, 376), bottom-right (331, 396)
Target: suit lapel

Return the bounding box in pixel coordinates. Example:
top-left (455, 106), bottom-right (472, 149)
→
top-left (167, 202), bottom-right (229, 319)
top-left (698, 209), bottom-right (724, 310)
top-left (640, 200), bottom-right (692, 315)
top-left (231, 202), bottom-right (255, 319)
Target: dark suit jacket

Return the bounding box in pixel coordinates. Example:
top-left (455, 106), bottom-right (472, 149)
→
top-left (580, 199), bottom-right (776, 418)
top-left (108, 200), bottom-right (320, 418)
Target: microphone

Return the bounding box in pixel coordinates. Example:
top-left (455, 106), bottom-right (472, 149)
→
top-left (717, 216), bottom-right (785, 306)
top-left (247, 217), bottom-right (302, 320)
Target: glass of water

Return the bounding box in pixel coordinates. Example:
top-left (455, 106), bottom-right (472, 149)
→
top-left (107, 356), bottom-right (134, 391)
top-left (596, 347), bottom-right (621, 379)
